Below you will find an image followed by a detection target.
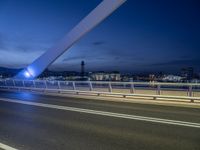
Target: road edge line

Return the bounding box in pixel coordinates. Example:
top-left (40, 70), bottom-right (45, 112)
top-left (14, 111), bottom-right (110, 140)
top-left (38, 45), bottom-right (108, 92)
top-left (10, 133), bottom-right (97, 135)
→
top-left (0, 142), bottom-right (18, 150)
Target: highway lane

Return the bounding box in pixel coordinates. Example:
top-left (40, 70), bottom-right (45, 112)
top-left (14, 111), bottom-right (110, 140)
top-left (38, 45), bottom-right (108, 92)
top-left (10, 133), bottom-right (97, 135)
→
top-left (0, 91), bottom-right (200, 123)
top-left (0, 91), bottom-right (200, 150)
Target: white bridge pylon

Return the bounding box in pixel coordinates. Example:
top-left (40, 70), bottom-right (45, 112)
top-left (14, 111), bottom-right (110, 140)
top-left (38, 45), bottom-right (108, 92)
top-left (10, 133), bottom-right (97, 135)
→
top-left (15, 0), bottom-right (126, 79)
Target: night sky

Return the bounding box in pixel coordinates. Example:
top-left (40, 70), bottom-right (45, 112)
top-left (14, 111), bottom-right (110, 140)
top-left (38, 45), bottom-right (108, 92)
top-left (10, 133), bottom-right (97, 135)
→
top-left (0, 0), bottom-right (200, 73)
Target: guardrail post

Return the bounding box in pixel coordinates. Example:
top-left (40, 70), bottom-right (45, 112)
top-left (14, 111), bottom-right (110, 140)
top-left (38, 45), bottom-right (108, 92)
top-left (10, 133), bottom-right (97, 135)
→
top-left (22, 80), bottom-right (25, 88)
top-left (12, 79), bottom-right (15, 87)
top-left (130, 83), bottom-right (135, 93)
top-left (72, 82), bottom-right (76, 90)
top-left (58, 81), bottom-right (61, 93)
top-left (108, 82), bottom-right (112, 93)
top-left (123, 83), bottom-right (126, 88)
top-left (13, 79), bottom-right (19, 91)
top-left (4, 80), bottom-right (6, 87)
top-left (33, 80), bottom-right (36, 88)
top-left (58, 81), bottom-right (61, 88)
top-left (44, 80), bottom-right (47, 92)
top-left (188, 85), bottom-right (194, 102)
top-left (157, 85), bottom-right (161, 95)
top-left (5, 80), bottom-right (9, 89)
top-left (89, 81), bottom-right (93, 91)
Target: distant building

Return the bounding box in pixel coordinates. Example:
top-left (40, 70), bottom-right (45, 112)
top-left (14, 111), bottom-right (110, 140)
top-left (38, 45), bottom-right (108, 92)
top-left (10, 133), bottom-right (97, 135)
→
top-left (191, 79), bottom-right (200, 83)
top-left (181, 67), bottom-right (194, 80)
top-left (162, 75), bottom-right (183, 82)
top-left (109, 72), bottom-right (121, 81)
top-left (65, 76), bottom-right (88, 81)
top-left (121, 75), bottom-right (133, 82)
top-left (41, 76), bottom-right (64, 81)
top-left (90, 72), bottom-right (121, 81)
top-left (149, 74), bottom-right (156, 82)
top-left (91, 72), bottom-right (108, 81)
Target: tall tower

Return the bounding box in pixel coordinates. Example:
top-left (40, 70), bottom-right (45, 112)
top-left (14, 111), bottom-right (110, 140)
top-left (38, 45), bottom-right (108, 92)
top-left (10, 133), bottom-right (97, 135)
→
top-left (81, 61), bottom-right (85, 78)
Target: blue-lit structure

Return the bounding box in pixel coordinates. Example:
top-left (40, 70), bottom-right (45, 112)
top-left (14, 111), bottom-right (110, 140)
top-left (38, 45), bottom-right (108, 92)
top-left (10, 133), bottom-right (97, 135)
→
top-left (15, 0), bottom-right (126, 79)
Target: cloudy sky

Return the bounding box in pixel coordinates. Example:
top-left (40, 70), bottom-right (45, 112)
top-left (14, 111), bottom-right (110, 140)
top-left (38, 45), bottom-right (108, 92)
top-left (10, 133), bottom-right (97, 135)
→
top-left (0, 0), bottom-right (200, 73)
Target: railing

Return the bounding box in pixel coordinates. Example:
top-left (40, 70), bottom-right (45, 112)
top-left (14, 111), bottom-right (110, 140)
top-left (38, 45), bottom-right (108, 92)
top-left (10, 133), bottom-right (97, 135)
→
top-left (0, 79), bottom-right (200, 102)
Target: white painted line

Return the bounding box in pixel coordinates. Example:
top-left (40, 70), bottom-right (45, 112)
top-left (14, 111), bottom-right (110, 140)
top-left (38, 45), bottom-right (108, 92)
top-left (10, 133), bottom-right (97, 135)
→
top-left (0, 142), bottom-right (17, 150)
top-left (1, 98), bottom-right (200, 128)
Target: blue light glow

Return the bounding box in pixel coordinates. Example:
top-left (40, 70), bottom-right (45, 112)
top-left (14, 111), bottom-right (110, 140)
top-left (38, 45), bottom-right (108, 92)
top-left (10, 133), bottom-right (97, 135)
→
top-left (15, 67), bottom-right (36, 79)
top-left (27, 67), bottom-right (35, 78)
top-left (24, 71), bottom-right (31, 78)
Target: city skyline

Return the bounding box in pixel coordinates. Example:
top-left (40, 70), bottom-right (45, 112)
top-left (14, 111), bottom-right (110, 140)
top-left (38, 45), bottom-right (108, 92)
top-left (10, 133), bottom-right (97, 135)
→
top-left (0, 0), bottom-right (200, 73)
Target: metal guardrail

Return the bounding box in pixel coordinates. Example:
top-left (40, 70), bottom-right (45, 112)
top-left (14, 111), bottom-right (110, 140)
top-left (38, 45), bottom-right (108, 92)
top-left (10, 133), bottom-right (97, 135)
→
top-left (0, 79), bottom-right (200, 102)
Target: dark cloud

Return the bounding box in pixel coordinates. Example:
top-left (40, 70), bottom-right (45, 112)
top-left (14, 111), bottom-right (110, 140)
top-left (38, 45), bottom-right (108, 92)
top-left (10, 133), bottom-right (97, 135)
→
top-left (0, 33), bottom-right (6, 50)
top-left (62, 56), bottom-right (85, 62)
top-left (92, 41), bottom-right (106, 46)
top-left (16, 45), bottom-right (30, 52)
top-left (151, 59), bottom-right (200, 67)
top-left (62, 55), bottom-right (108, 62)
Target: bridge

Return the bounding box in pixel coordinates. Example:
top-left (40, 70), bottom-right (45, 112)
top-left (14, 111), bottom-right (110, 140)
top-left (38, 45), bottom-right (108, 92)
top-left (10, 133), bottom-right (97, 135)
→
top-left (0, 79), bottom-right (200, 150)
top-left (0, 0), bottom-right (200, 149)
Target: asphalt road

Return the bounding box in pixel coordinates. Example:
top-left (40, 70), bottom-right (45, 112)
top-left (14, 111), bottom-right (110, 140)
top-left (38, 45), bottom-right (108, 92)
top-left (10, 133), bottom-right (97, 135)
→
top-left (0, 90), bottom-right (200, 150)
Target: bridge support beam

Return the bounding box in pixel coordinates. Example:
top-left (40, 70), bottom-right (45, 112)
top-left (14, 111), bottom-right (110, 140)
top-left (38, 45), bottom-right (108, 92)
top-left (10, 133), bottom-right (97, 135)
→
top-left (15, 0), bottom-right (126, 79)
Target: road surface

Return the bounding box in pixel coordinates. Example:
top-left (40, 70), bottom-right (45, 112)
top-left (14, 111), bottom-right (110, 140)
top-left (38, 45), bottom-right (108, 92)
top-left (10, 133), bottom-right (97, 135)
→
top-left (0, 91), bottom-right (200, 150)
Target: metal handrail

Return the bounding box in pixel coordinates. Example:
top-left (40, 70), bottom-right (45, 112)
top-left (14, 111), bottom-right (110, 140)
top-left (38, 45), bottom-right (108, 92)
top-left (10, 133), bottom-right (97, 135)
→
top-left (0, 79), bottom-right (200, 102)
top-left (1, 79), bottom-right (200, 86)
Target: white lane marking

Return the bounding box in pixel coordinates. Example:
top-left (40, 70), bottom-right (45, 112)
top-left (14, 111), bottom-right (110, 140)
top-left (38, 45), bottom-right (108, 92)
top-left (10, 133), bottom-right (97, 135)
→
top-left (1, 98), bottom-right (200, 128)
top-left (0, 142), bottom-right (17, 150)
